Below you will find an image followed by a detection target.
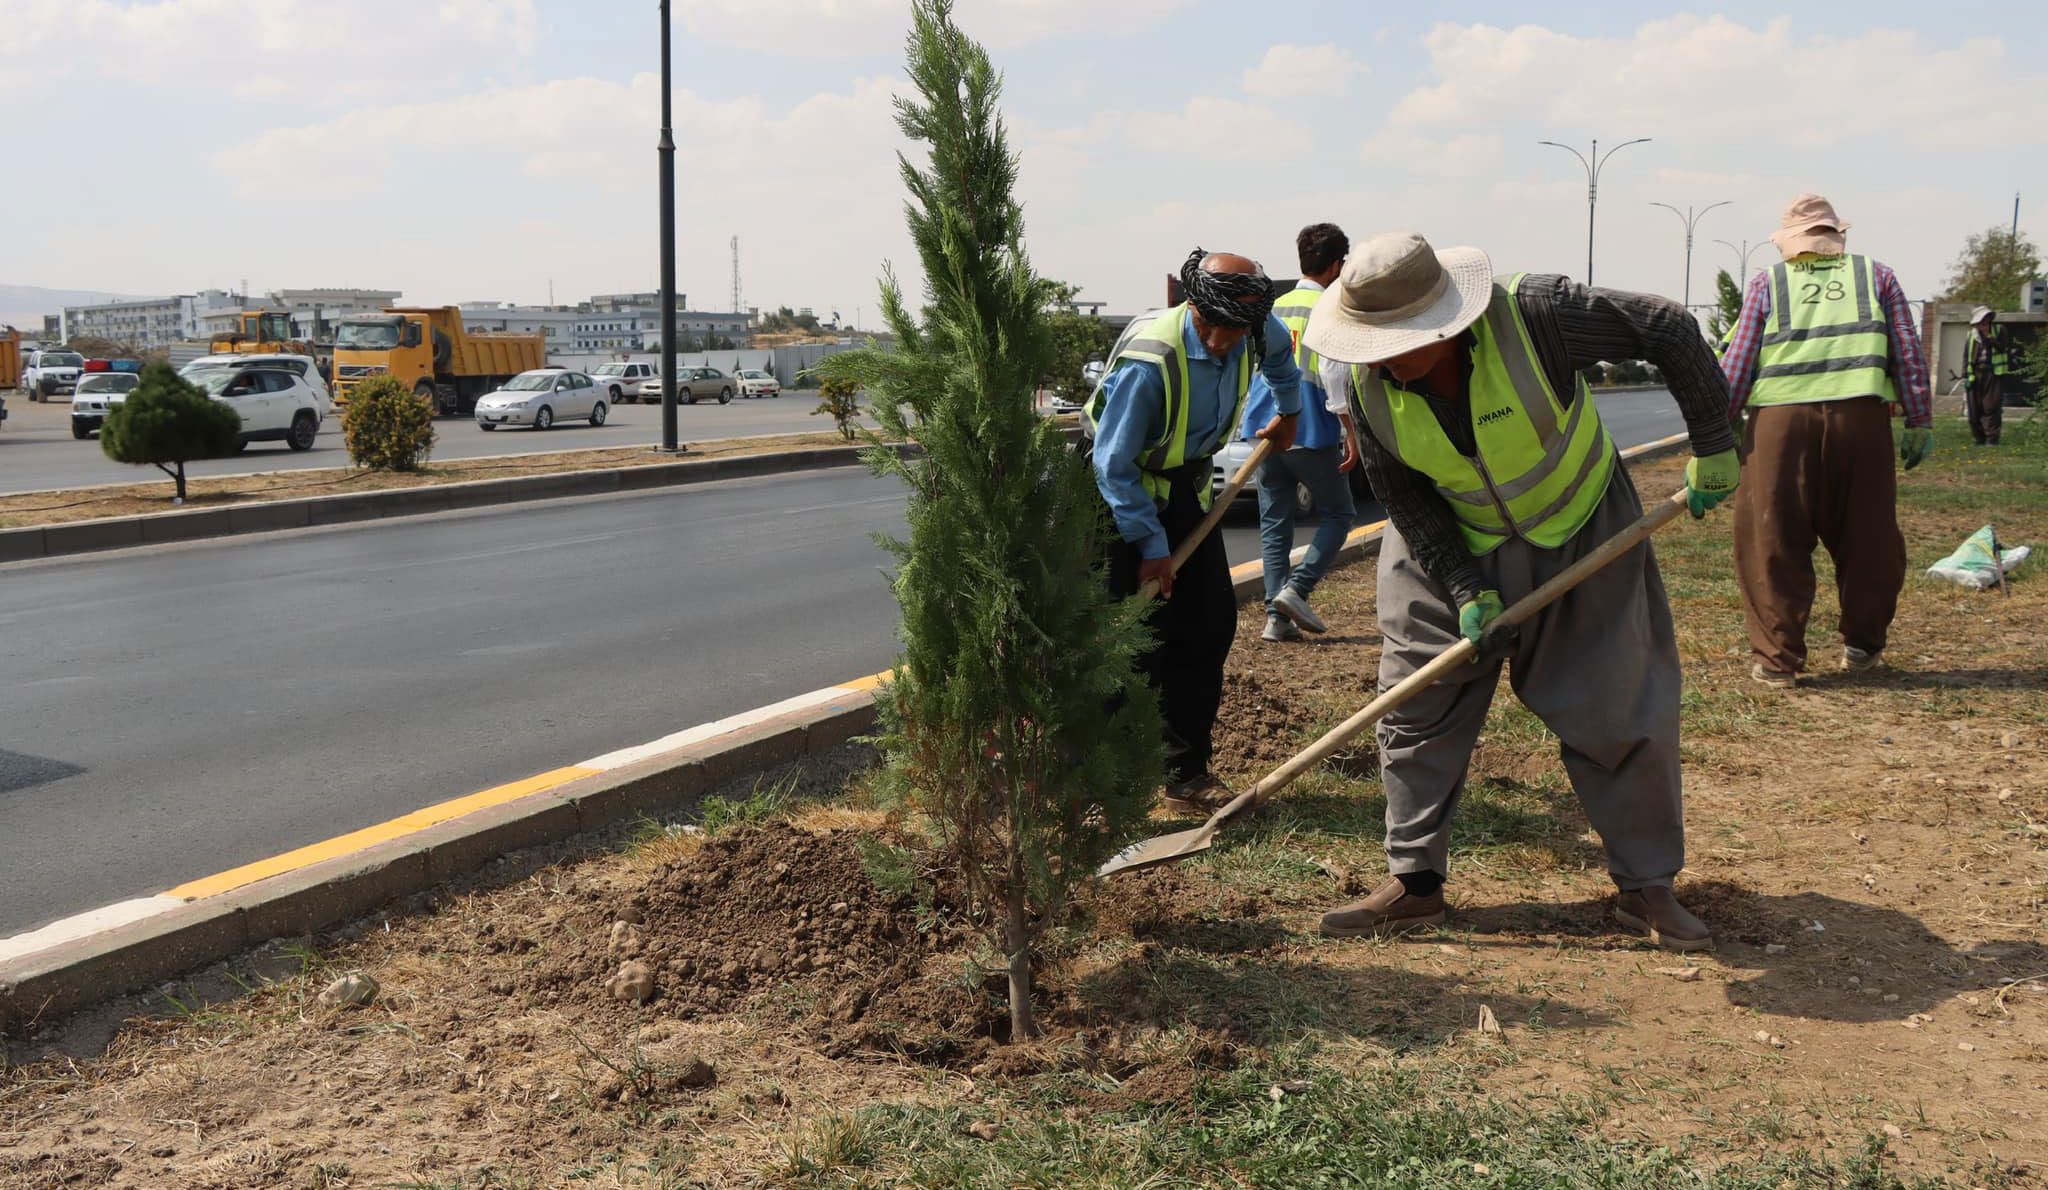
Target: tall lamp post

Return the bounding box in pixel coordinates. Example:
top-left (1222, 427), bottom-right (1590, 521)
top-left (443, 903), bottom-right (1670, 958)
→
top-left (1714, 237), bottom-right (1767, 288)
top-left (657, 0), bottom-right (679, 453)
top-left (1538, 136), bottom-right (1651, 287)
top-left (1649, 200), bottom-right (1731, 311)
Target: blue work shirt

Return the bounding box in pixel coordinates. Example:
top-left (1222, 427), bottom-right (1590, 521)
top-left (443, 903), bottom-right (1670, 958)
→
top-left (1240, 280), bottom-right (1342, 452)
top-left (1092, 308), bottom-right (1301, 559)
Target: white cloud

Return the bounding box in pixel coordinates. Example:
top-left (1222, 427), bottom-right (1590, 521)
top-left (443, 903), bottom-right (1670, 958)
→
top-left (677, 0), bottom-right (1192, 58)
top-left (1124, 97), bottom-right (1311, 157)
top-left (1242, 43), bottom-right (1366, 98)
top-left (1363, 131), bottom-right (1504, 179)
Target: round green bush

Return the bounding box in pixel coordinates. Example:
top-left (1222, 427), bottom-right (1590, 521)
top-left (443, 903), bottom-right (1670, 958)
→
top-left (341, 375), bottom-right (437, 471)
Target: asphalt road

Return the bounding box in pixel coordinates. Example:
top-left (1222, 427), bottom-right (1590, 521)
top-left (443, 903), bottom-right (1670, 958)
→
top-left (0, 394), bottom-right (865, 495)
top-left (0, 390), bottom-right (1683, 936)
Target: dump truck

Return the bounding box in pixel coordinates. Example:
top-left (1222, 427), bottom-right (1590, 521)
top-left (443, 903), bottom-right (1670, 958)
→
top-left (0, 326), bottom-right (20, 391)
top-left (330, 306), bottom-right (546, 415)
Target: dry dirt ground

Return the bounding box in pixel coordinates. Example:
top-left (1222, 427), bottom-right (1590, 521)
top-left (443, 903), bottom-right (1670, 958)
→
top-left (0, 436), bottom-right (2042, 1186)
top-left (0, 432), bottom-right (861, 530)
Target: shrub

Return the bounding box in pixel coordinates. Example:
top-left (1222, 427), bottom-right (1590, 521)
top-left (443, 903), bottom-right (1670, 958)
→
top-left (812, 374), bottom-right (862, 440)
top-left (99, 362), bottom-right (242, 502)
top-left (341, 375), bottom-right (437, 471)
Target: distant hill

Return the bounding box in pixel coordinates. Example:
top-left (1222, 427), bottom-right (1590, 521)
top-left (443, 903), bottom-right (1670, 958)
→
top-left (0, 284), bottom-right (153, 332)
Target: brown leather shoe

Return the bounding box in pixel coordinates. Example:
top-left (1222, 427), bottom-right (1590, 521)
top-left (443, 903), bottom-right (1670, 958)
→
top-left (1319, 877), bottom-right (1447, 938)
top-left (1161, 772), bottom-right (1235, 817)
top-left (1613, 886), bottom-right (1714, 952)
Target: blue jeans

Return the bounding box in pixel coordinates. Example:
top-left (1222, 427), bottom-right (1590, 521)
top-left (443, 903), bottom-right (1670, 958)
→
top-left (1256, 445), bottom-right (1356, 608)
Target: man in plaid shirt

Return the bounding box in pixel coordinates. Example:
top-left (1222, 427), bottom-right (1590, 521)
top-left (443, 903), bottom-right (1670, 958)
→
top-left (1720, 193), bottom-right (1933, 688)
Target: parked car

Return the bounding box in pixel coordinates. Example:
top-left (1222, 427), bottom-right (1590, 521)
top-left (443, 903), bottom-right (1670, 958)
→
top-left (23, 348), bottom-right (84, 401)
top-left (676, 366), bottom-right (735, 405)
top-left (187, 364), bottom-right (326, 451)
top-left (591, 360), bottom-right (658, 403)
top-left (734, 368), bottom-right (781, 399)
top-left (1212, 423), bottom-right (1371, 515)
top-left (474, 368), bottom-right (608, 430)
top-left (69, 371), bottom-right (142, 438)
top-left (180, 353), bottom-right (331, 411)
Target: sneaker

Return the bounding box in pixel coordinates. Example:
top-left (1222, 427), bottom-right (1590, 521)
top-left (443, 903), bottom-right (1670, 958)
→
top-left (1843, 646), bottom-right (1882, 673)
top-left (1261, 613), bottom-right (1302, 643)
top-left (1319, 877), bottom-right (1447, 938)
top-left (1749, 662), bottom-right (1798, 689)
top-left (1272, 586), bottom-right (1328, 634)
top-left (1161, 772), bottom-right (1236, 817)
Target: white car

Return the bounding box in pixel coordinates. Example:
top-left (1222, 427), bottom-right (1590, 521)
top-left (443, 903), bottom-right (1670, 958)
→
top-left (474, 369), bottom-right (608, 430)
top-left (735, 368), bottom-right (781, 399)
top-left (187, 364), bottom-right (326, 451)
top-left (591, 361), bottom-right (658, 403)
top-left (23, 349), bottom-right (84, 401)
top-left (181, 353), bottom-right (330, 412)
top-left (69, 371), bottom-right (142, 438)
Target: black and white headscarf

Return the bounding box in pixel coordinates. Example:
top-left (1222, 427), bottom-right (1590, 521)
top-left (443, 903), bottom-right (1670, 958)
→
top-left (1180, 248), bottom-right (1275, 361)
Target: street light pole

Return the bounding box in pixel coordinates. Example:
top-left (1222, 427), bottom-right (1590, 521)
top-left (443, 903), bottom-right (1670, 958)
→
top-left (1538, 136), bottom-right (1650, 287)
top-left (1714, 237), bottom-right (1766, 288)
top-left (657, 0), bottom-right (679, 453)
top-left (1650, 200), bottom-right (1732, 311)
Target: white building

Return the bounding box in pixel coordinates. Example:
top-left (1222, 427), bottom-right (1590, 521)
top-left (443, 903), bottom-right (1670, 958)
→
top-left (267, 288), bottom-right (402, 341)
top-left (63, 289), bottom-right (244, 349)
top-left (575, 308), bottom-right (661, 352)
top-left (460, 302), bottom-right (583, 353)
top-left (637, 309), bottom-right (755, 351)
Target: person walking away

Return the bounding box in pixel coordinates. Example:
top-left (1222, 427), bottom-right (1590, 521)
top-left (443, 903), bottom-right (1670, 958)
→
top-left (1086, 250), bottom-right (1301, 814)
top-left (1720, 193), bottom-right (1933, 687)
top-left (1303, 232), bottom-right (1741, 951)
top-left (1246, 223), bottom-right (1361, 643)
top-left (1963, 306), bottom-right (2014, 446)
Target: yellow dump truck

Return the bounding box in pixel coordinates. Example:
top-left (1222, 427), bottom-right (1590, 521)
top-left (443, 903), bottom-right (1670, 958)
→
top-left (331, 306), bottom-right (546, 415)
top-left (0, 326), bottom-right (20, 391)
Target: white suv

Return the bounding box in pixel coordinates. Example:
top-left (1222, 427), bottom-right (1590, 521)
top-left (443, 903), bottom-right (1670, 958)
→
top-left (23, 349), bottom-right (85, 401)
top-left (69, 372), bottom-right (142, 438)
top-left (591, 361), bottom-right (657, 403)
top-left (181, 353), bottom-right (330, 412)
top-left (187, 364), bottom-right (326, 451)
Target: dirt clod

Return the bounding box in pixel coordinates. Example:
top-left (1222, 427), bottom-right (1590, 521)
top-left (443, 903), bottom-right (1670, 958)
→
top-left (318, 972), bottom-right (378, 1007)
top-left (606, 961), bottom-right (656, 1004)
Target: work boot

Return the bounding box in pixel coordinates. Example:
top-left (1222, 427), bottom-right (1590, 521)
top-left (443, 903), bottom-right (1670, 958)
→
top-left (1613, 885), bottom-right (1713, 952)
top-left (1843, 646), bottom-right (1883, 673)
top-left (1318, 877), bottom-right (1447, 938)
top-left (1749, 662), bottom-right (1798, 689)
top-left (1161, 772), bottom-right (1236, 817)
top-left (1272, 586), bottom-right (1328, 634)
top-left (1261, 613), bottom-right (1302, 643)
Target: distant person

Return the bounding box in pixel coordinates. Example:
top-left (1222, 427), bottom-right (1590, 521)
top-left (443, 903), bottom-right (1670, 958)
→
top-left (1086, 250), bottom-right (1300, 814)
top-left (1963, 306), bottom-right (2014, 446)
top-left (1243, 223), bottom-right (1360, 643)
top-left (1719, 193), bottom-right (1933, 687)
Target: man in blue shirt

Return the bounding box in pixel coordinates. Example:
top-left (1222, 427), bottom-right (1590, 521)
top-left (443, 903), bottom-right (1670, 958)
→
top-left (1245, 223), bottom-right (1362, 643)
top-left (1090, 250), bottom-right (1301, 813)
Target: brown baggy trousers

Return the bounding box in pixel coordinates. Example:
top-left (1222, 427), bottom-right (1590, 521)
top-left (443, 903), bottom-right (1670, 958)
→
top-left (1733, 396), bottom-right (1906, 674)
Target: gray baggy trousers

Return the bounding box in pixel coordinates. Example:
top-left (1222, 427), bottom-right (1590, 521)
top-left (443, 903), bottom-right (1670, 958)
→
top-left (1375, 469), bottom-right (1686, 891)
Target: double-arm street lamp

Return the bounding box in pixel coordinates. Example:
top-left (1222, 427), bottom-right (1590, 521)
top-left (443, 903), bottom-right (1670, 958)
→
top-left (1538, 136), bottom-right (1651, 287)
top-left (1714, 237), bottom-right (1767, 288)
top-left (1649, 200), bottom-right (1731, 311)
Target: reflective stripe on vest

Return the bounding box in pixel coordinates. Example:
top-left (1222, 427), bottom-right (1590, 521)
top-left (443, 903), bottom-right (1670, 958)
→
top-left (1082, 304), bottom-right (1251, 507)
top-left (1348, 275), bottom-right (1615, 555)
top-left (1752, 254), bottom-right (1896, 406)
top-left (1272, 286), bottom-right (1321, 380)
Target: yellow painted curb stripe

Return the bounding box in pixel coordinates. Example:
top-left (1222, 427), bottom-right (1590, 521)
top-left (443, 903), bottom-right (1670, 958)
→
top-left (163, 765), bottom-right (599, 901)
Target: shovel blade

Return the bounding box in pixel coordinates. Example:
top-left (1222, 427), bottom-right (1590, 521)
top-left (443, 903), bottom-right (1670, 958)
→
top-left (1095, 823), bottom-right (1216, 877)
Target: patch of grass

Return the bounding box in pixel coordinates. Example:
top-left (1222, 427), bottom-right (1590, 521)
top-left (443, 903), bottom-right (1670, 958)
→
top-left (855, 836), bottom-right (917, 897)
top-left (699, 768), bottom-right (805, 834)
top-left (776, 1060), bottom-right (1986, 1188)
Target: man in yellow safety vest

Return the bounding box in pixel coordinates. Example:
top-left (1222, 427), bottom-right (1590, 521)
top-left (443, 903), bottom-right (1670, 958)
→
top-left (1305, 232), bottom-right (1742, 951)
top-left (1963, 306), bottom-right (2015, 447)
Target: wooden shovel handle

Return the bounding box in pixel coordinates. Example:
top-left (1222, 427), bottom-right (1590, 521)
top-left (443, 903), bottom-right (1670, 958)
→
top-left (1207, 487), bottom-right (1690, 824)
top-left (1134, 437), bottom-right (1275, 602)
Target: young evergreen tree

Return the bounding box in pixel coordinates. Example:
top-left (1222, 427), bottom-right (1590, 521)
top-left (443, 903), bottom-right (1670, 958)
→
top-left (816, 0), bottom-right (1160, 1040)
top-left (99, 362), bottom-right (242, 502)
top-left (1708, 268), bottom-right (1743, 344)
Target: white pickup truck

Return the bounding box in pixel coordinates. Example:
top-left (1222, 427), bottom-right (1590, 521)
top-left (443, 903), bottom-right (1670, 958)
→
top-left (23, 348), bottom-right (85, 401)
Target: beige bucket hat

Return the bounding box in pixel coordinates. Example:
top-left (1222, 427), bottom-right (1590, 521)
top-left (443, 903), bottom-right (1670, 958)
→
top-left (1302, 232), bottom-right (1493, 365)
top-left (1770, 193), bottom-right (1849, 258)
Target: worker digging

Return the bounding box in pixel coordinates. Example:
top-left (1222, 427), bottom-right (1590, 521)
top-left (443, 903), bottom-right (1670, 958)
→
top-left (1295, 231), bottom-right (1744, 951)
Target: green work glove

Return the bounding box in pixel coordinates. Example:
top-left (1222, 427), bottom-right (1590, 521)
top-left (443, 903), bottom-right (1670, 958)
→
top-left (1456, 590), bottom-right (1506, 645)
top-left (1684, 449), bottom-right (1741, 519)
top-left (1900, 426), bottom-right (1933, 471)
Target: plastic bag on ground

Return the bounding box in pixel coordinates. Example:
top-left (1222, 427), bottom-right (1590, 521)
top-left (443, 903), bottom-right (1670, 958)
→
top-left (1926, 525), bottom-right (2030, 590)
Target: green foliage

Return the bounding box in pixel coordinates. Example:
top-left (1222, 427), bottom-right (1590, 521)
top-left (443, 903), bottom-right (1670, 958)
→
top-left (1940, 226), bottom-right (2041, 310)
top-left (810, 373), bottom-right (862, 439)
top-left (340, 375), bottom-right (436, 472)
top-left (855, 837), bottom-right (917, 898)
top-left (813, 0), bottom-right (1161, 1039)
top-left (1043, 280), bottom-right (1113, 406)
top-left (99, 362), bottom-right (242, 501)
top-left (699, 770), bottom-right (801, 834)
top-left (759, 305), bottom-right (822, 334)
top-left (1708, 267), bottom-right (1743, 343)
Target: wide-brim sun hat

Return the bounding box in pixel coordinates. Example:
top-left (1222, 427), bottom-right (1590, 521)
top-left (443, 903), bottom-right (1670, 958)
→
top-left (1302, 232), bottom-right (1493, 365)
top-left (1769, 192), bottom-right (1849, 258)
top-left (1970, 306), bottom-right (1995, 325)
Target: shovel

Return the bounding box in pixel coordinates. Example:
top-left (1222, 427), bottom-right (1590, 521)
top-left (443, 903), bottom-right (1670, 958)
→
top-left (1098, 486), bottom-right (1691, 877)
top-left (1135, 437), bottom-right (1275, 601)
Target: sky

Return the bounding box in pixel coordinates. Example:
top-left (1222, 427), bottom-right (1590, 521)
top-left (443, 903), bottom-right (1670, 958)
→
top-left (7, 0), bottom-right (2046, 325)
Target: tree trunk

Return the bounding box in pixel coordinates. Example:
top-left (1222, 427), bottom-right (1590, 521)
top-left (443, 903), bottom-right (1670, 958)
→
top-left (175, 461), bottom-right (186, 503)
top-left (1004, 884), bottom-right (1037, 1041)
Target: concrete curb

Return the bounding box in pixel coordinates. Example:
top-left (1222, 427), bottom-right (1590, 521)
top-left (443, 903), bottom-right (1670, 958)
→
top-left (0, 440), bottom-right (895, 564)
top-left (0, 433), bottom-right (1691, 1027)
